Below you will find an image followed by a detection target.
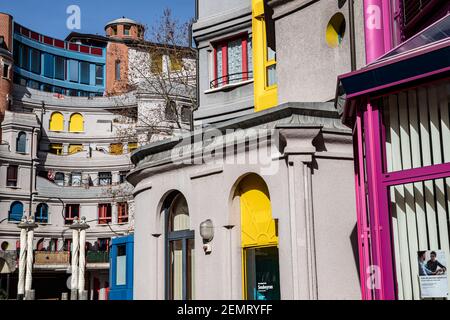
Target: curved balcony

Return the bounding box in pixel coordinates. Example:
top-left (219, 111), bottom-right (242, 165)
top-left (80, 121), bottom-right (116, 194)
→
top-left (210, 71), bottom-right (253, 89)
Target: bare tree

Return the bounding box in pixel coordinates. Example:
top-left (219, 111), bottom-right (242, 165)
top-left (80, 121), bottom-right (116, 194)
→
top-left (108, 8), bottom-right (197, 146)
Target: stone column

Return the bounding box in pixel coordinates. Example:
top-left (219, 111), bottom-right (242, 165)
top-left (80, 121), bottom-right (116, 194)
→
top-left (279, 126), bottom-right (320, 300)
top-left (70, 225), bottom-right (79, 300)
top-left (17, 221), bottom-right (28, 300)
top-left (78, 223), bottom-right (90, 300)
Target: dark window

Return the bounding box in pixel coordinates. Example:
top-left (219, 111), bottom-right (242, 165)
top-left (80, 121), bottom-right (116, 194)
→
top-left (7, 165), bottom-right (18, 187)
top-left (30, 48), bottom-right (41, 74)
top-left (43, 53), bottom-right (54, 78)
top-left (98, 204), bottom-right (112, 224)
top-left (65, 204), bottom-right (80, 225)
top-left (20, 45), bottom-right (30, 71)
top-left (35, 203), bottom-right (49, 224)
top-left (55, 56), bottom-right (65, 80)
top-left (181, 106), bottom-right (191, 123)
top-left (28, 79), bottom-right (39, 90)
top-left (16, 132), bottom-right (27, 153)
top-left (2, 63), bottom-right (9, 79)
top-left (99, 172), bottom-right (112, 186)
top-left (9, 201), bottom-right (23, 222)
top-left (124, 26), bottom-right (131, 36)
top-left (98, 238), bottom-right (110, 252)
top-left (95, 65), bottom-right (104, 86)
top-left (165, 100), bottom-right (177, 122)
top-left (119, 171), bottom-right (129, 184)
top-left (80, 61), bottom-right (90, 85)
top-left (115, 61), bottom-right (121, 80)
top-left (54, 172), bottom-right (65, 186)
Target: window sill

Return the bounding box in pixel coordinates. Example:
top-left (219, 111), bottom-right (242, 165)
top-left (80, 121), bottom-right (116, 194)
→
top-left (6, 186), bottom-right (20, 190)
top-left (205, 79), bottom-right (254, 94)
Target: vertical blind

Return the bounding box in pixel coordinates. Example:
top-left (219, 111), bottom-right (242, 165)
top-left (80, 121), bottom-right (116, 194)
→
top-left (384, 81), bottom-right (450, 300)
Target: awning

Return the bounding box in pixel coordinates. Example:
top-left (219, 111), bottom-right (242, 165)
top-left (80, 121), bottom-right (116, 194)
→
top-left (337, 13), bottom-right (450, 126)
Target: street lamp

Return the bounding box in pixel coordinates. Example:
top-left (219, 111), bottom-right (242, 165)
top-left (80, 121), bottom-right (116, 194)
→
top-left (68, 216), bottom-right (90, 300)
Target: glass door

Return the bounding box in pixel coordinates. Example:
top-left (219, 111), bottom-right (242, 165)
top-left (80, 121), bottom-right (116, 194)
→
top-left (244, 246), bottom-right (281, 300)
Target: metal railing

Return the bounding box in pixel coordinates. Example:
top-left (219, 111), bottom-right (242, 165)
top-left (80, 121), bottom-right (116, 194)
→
top-left (210, 71), bottom-right (253, 89)
top-left (86, 251), bottom-right (109, 263)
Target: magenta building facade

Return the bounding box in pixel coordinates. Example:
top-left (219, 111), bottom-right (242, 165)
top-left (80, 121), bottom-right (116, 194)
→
top-left (339, 1), bottom-right (450, 300)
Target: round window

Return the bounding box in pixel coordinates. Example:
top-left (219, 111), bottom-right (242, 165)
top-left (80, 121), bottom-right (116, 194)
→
top-left (326, 13), bottom-right (346, 48)
top-left (1, 241), bottom-right (9, 251)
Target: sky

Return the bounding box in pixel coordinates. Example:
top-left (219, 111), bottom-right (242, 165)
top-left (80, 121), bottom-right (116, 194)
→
top-left (0, 0), bottom-right (195, 40)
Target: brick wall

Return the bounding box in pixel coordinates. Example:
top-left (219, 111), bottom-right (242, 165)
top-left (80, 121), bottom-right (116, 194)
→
top-left (105, 42), bottom-right (130, 95)
top-left (0, 13), bottom-right (13, 51)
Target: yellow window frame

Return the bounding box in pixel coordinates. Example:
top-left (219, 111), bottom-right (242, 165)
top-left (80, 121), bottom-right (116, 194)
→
top-left (50, 144), bottom-right (63, 156)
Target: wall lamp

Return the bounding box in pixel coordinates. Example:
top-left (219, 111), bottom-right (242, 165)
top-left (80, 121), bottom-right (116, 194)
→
top-left (199, 219), bottom-right (214, 254)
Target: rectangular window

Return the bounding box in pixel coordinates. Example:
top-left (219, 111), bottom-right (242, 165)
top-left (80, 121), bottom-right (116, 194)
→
top-left (95, 65), bottom-right (104, 86)
top-left (65, 204), bottom-right (80, 225)
top-left (110, 143), bottom-right (123, 155)
top-left (115, 61), bottom-right (121, 80)
top-left (119, 171), bottom-right (129, 184)
top-left (116, 244), bottom-right (127, 286)
top-left (98, 204), bottom-right (112, 225)
top-left (128, 142), bottom-right (138, 153)
top-left (213, 35), bottom-right (252, 88)
top-left (20, 45), bottom-right (30, 71)
top-left (7, 165), bottom-right (18, 187)
top-left (30, 48), bottom-right (41, 74)
top-left (118, 202), bottom-right (129, 224)
top-left (55, 56), bottom-right (65, 80)
top-left (124, 26), bottom-right (131, 36)
top-left (80, 61), bottom-right (90, 85)
top-left (49, 143), bottom-right (63, 155)
top-left (43, 53), bottom-right (54, 78)
top-left (2, 63), bottom-right (9, 79)
top-left (68, 144), bottom-right (83, 155)
top-left (70, 172), bottom-right (82, 187)
top-left (68, 59), bottom-right (79, 82)
top-left (99, 172), bottom-right (112, 186)
top-left (382, 81), bottom-right (450, 173)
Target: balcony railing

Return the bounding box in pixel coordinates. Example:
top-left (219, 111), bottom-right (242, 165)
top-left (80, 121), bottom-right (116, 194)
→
top-left (86, 251), bottom-right (109, 263)
top-left (210, 71), bottom-right (253, 89)
top-left (34, 251), bottom-right (70, 266)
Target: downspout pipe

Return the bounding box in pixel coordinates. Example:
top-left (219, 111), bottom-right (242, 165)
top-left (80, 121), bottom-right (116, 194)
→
top-left (363, 0), bottom-right (394, 64)
top-left (348, 0), bottom-right (357, 71)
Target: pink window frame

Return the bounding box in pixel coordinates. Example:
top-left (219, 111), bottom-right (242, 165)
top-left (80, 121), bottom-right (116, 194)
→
top-left (354, 78), bottom-right (450, 300)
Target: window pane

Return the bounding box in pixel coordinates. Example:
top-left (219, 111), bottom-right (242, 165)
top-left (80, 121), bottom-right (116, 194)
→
top-left (248, 38), bottom-right (253, 74)
top-left (227, 39), bottom-right (243, 84)
top-left (80, 62), bottom-right (90, 85)
top-left (266, 64), bottom-right (277, 87)
top-left (95, 65), bottom-right (104, 86)
top-left (30, 49), bottom-right (41, 74)
top-left (71, 172), bottom-right (82, 187)
top-left (383, 81), bottom-right (450, 173)
top-left (216, 45), bottom-right (223, 86)
top-left (68, 60), bottom-right (79, 82)
top-left (115, 61), bottom-right (121, 80)
top-left (169, 240), bottom-right (183, 300)
top-left (245, 246), bottom-right (281, 300)
top-left (43, 53), bottom-right (54, 78)
top-left (389, 177), bottom-right (450, 300)
top-left (55, 56), bottom-right (65, 80)
top-left (116, 244), bottom-right (127, 286)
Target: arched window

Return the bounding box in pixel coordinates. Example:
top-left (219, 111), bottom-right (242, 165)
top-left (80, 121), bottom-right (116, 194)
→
top-left (9, 201), bottom-right (24, 222)
top-left (49, 112), bottom-right (64, 132)
top-left (164, 192), bottom-right (194, 300)
top-left (16, 132), bottom-right (27, 153)
top-left (35, 203), bottom-right (49, 224)
top-left (237, 173), bottom-right (280, 300)
top-left (69, 113), bottom-right (84, 132)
